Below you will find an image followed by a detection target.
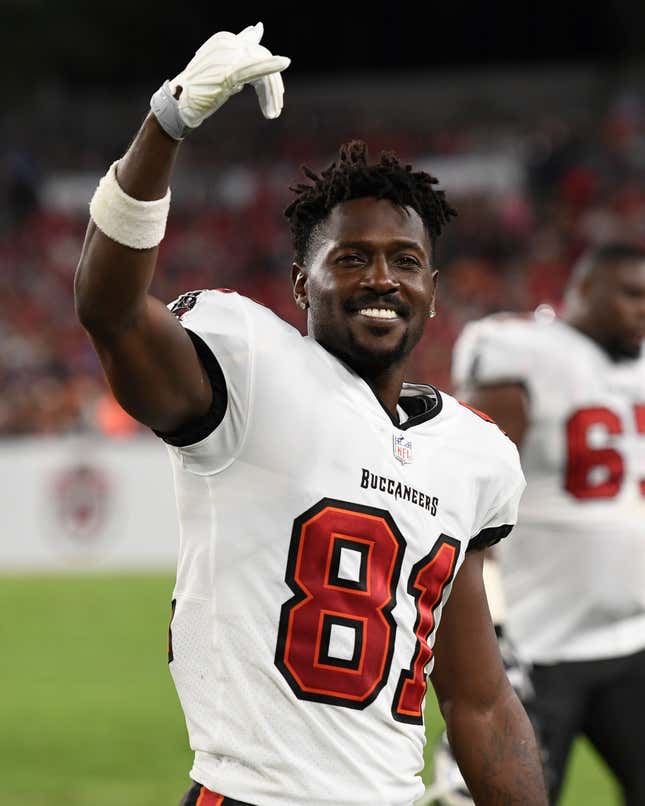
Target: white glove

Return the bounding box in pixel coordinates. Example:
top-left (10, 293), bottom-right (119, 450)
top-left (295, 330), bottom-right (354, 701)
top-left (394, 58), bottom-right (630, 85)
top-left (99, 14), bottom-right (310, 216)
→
top-left (150, 22), bottom-right (290, 139)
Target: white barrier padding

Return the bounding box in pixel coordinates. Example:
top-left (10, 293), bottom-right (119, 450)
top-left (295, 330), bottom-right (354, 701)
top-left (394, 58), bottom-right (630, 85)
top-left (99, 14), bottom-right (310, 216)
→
top-left (0, 436), bottom-right (178, 572)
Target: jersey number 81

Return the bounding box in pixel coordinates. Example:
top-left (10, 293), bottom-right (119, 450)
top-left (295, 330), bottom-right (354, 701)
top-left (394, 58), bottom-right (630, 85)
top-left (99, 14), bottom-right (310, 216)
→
top-left (274, 498), bottom-right (458, 724)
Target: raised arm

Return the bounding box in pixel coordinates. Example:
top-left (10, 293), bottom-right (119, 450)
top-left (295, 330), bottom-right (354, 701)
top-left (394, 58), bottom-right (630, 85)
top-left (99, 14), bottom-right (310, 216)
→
top-left (430, 550), bottom-right (547, 805)
top-left (75, 24), bottom-right (289, 433)
top-left (75, 116), bottom-right (200, 433)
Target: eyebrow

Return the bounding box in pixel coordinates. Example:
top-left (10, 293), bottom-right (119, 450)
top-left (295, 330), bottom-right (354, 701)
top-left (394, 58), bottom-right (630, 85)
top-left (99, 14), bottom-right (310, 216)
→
top-left (332, 239), bottom-right (428, 254)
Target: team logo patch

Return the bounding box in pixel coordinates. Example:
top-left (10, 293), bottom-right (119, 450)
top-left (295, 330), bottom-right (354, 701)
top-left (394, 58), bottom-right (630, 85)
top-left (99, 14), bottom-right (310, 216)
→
top-left (170, 290), bottom-right (204, 319)
top-left (393, 433), bottom-right (413, 464)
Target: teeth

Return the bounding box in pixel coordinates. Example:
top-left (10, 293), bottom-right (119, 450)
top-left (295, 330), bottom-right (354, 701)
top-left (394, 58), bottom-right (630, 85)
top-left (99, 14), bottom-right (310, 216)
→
top-left (359, 308), bottom-right (398, 319)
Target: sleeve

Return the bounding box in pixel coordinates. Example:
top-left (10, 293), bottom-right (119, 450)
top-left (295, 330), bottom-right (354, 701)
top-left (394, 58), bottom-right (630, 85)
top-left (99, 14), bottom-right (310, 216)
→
top-left (452, 315), bottom-right (535, 391)
top-left (467, 445), bottom-right (526, 552)
top-left (154, 289), bottom-right (256, 475)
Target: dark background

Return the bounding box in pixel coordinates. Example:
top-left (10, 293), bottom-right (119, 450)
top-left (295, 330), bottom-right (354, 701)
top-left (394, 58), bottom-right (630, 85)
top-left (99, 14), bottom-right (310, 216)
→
top-left (3, 0), bottom-right (645, 93)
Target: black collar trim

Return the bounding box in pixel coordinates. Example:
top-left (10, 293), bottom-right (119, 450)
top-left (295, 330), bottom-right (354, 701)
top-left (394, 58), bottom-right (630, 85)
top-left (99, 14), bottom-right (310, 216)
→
top-left (367, 381), bottom-right (444, 430)
top-left (397, 382), bottom-right (444, 430)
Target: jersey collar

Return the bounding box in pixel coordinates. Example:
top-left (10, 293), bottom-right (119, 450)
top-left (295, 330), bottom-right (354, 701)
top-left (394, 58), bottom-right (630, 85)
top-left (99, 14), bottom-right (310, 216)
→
top-left (360, 377), bottom-right (443, 430)
top-left (307, 336), bottom-right (444, 430)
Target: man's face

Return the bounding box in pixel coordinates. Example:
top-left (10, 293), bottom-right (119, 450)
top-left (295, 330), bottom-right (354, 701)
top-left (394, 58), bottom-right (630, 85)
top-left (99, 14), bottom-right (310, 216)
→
top-left (292, 197), bottom-right (437, 374)
top-left (585, 259), bottom-right (645, 359)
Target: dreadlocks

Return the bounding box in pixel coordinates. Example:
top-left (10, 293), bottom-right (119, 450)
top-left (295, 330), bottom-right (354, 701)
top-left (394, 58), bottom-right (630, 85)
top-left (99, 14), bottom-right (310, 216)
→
top-left (284, 140), bottom-right (457, 264)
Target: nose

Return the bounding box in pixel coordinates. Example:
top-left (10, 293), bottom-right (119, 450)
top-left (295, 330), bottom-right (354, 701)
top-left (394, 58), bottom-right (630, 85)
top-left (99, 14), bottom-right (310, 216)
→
top-left (359, 254), bottom-right (400, 293)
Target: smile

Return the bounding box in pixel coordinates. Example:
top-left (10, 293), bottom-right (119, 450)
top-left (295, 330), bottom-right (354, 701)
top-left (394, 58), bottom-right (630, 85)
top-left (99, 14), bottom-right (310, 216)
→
top-left (357, 307), bottom-right (399, 320)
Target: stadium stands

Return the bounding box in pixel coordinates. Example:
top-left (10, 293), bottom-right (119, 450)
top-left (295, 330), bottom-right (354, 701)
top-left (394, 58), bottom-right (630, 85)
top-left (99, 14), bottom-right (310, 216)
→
top-left (3, 73), bottom-right (645, 434)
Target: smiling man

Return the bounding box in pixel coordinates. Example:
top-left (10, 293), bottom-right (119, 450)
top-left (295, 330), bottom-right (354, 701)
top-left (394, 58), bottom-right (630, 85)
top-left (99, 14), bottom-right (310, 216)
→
top-left (292, 195), bottom-right (436, 390)
top-left (74, 24), bottom-right (547, 806)
top-left (290, 191), bottom-right (440, 415)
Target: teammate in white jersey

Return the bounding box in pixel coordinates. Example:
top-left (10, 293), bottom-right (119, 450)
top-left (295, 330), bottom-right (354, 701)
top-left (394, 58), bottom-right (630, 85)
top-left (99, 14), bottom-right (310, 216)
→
top-left (74, 24), bottom-right (547, 806)
top-left (446, 243), bottom-right (645, 805)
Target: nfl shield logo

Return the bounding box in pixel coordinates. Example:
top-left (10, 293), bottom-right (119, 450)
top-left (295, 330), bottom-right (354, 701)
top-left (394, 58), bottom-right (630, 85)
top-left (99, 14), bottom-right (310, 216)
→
top-left (393, 433), bottom-right (413, 464)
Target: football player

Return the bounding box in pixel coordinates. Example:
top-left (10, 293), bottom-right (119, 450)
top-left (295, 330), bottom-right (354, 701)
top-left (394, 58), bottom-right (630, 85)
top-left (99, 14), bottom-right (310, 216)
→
top-left (74, 24), bottom-right (547, 806)
top-left (442, 243), bottom-right (645, 805)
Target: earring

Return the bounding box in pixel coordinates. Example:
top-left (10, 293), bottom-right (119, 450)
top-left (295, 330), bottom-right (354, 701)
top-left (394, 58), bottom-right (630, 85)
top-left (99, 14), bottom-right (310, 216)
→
top-left (428, 308), bottom-right (437, 319)
top-left (298, 300), bottom-right (308, 310)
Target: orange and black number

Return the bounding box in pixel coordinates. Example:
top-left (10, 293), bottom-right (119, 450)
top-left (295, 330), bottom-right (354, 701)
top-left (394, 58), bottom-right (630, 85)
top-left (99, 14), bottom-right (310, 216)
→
top-left (391, 537), bottom-right (459, 723)
top-left (274, 498), bottom-right (406, 709)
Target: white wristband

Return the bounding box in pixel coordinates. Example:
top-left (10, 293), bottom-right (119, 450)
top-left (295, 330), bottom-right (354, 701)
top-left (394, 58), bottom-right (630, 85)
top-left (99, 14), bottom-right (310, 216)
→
top-left (89, 161), bottom-right (171, 249)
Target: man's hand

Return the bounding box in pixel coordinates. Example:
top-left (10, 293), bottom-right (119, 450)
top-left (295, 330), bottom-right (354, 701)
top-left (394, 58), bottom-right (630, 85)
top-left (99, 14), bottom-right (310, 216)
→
top-left (151, 22), bottom-right (290, 139)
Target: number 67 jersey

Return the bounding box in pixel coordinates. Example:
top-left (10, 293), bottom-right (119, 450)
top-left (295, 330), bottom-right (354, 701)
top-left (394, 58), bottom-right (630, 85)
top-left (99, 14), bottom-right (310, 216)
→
top-left (453, 313), bottom-right (645, 666)
top-left (161, 291), bottom-right (524, 806)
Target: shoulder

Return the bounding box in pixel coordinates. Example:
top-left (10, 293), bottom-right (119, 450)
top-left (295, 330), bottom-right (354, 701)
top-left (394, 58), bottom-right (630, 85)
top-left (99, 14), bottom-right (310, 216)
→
top-left (439, 391), bottom-right (522, 476)
top-left (441, 391), bottom-right (516, 443)
top-left (433, 392), bottom-right (525, 548)
top-left (168, 288), bottom-right (303, 342)
top-left (452, 311), bottom-right (561, 388)
top-left (454, 311), bottom-right (542, 357)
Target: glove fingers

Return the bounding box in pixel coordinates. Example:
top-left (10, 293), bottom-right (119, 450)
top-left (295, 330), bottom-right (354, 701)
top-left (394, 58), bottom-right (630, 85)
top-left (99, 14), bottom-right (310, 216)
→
top-left (230, 55), bottom-right (290, 86)
top-left (237, 22), bottom-right (264, 45)
top-left (253, 72), bottom-right (285, 119)
top-left (191, 30), bottom-right (237, 62)
top-left (165, 23), bottom-right (288, 127)
top-left (189, 35), bottom-right (240, 73)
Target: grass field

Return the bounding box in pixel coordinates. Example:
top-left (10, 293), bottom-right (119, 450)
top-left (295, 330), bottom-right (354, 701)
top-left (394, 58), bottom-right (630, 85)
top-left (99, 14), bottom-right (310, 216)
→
top-left (0, 575), bottom-right (620, 806)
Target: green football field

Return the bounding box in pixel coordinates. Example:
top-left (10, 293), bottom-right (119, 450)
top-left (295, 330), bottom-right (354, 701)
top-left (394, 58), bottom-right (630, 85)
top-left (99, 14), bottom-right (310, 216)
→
top-left (0, 575), bottom-right (620, 806)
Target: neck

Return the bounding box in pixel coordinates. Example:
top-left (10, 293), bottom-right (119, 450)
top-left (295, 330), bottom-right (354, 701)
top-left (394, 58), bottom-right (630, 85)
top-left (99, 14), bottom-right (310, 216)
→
top-left (563, 292), bottom-right (592, 339)
top-left (564, 310), bottom-right (602, 347)
top-left (357, 363), bottom-right (408, 418)
top-left (313, 336), bottom-right (410, 418)
top-left (564, 313), bottom-right (640, 362)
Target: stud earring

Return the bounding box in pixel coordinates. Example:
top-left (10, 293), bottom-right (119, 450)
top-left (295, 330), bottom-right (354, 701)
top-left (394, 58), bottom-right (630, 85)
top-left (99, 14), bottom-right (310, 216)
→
top-left (428, 308), bottom-right (437, 319)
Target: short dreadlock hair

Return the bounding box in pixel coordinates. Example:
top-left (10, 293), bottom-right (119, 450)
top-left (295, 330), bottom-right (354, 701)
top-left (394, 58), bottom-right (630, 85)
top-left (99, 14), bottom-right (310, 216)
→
top-left (284, 140), bottom-right (457, 264)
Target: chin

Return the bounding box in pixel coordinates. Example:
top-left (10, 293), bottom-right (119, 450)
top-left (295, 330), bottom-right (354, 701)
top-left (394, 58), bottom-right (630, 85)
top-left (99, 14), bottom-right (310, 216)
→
top-left (315, 319), bottom-right (420, 375)
top-left (343, 334), bottom-right (411, 374)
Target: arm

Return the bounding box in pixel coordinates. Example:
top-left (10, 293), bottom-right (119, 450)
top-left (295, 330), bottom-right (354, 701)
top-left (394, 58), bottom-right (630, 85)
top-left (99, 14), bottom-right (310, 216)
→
top-left (74, 24), bottom-right (289, 433)
top-left (75, 116), bottom-right (205, 433)
top-left (430, 550), bottom-right (547, 805)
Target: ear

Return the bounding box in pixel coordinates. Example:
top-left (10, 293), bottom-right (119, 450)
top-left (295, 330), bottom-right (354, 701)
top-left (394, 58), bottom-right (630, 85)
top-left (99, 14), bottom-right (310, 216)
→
top-left (292, 262), bottom-right (309, 310)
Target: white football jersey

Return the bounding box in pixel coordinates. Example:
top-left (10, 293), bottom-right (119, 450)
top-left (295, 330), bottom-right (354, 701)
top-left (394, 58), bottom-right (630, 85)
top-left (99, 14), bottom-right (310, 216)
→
top-left (161, 290), bottom-right (524, 806)
top-left (453, 314), bottom-right (645, 664)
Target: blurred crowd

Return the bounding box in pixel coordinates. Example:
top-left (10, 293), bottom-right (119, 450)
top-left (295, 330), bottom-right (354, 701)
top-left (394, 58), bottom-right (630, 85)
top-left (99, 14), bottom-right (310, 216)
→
top-left (3, 83), bottom-right (645, 437)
